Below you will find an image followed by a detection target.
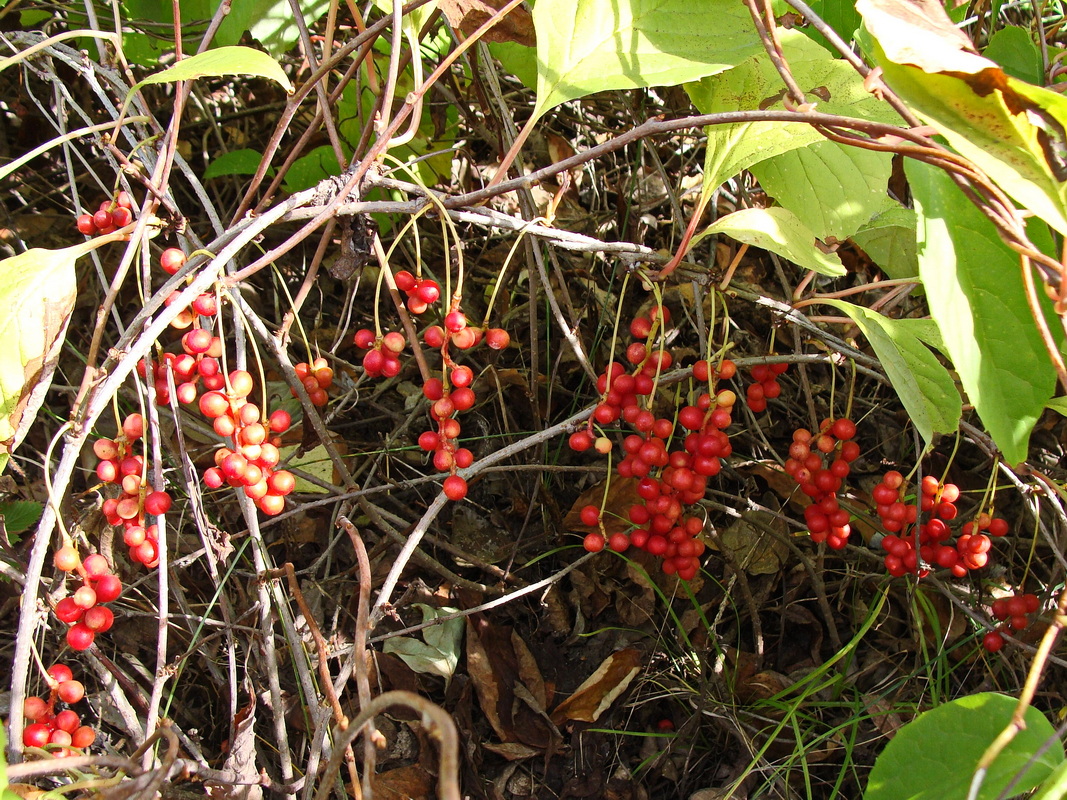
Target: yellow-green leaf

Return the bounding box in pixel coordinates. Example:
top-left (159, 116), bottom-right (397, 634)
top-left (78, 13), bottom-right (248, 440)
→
top-left (0, 245), bottom-right (85, 469)
top-left (692, 206), bottom-right (845, 276)
top-left (135, 46), bottom-right (293, 93)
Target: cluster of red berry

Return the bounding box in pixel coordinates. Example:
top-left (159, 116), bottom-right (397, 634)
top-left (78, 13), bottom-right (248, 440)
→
top-left (745, 362), bottom-right (788, 413)
top-left (875, 474), bottom-right (1007, 577)
top-left (571, 307), bottom-right (734, 579)
top-left (76, 192), bottom-right (134, 236)
top-left (94, 413), bottom-right (171, 568)
top-left (22, 664), bottom-right (95, 754)
top-left (355, 329), bottom-right (406, 379)
top-left (198, 371), bottom-right (296, 515)
top-left (983, 591), bottom-right (1042, 652)
top-left (140, 332), bottom-right (225, 406)
top-left (394, 270), bottom-right (441, 315)
top-left (787, 418), bottom-right (860, 550)
top-left (160, 248), bottom-right (225, 333)
top-left (53, 549), bottom-right (121, 650)
top-left (292, 359), bottom-right (334, 406)
top-left (412, 314), bottom-right (509, 502)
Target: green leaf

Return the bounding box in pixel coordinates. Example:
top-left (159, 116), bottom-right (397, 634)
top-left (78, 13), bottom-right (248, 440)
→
top-left (692, 206), bottom-right (845, 276)
top-left (135, 46), bottom-right (293, 94)
top-left (282, 146), bottom-right (343, 194)
top-left (750, 140), bottom-right (894, 239)
top-left (1033, 758), bottom-right (1067, 800)
top-left (0, 501), bottom-right (42, 535)
top-left (278, 444), bottom-right (333, 493)
top-left (0, 245), bottom-right (85, 467)
top-left (490, 41), bottom-right (538, 91)
top-left (864, 693), bottom-right (1064, 800)
top-left (382, 604), bottom-right (464, 682)
top-left (799, 0), bottom-right (861, 51)
top-left (219, 0), bottom-right (332, 57)
top-left (984, 26), bottom-right (1043, 86)
top-left (858, 0), bottom-right (1067, 234)
top-left (850, 205), bottom-right (919, 279)
top-left (820, 300), bottom-right (960, 447)
top-left (908, 159), bottom-right (1058, 466)
top-left (532, 0), bottom-right (763, 119)
top-left (688, 30), bottom-right (899, 197)
top-left (204, 149), bottom-right (273, 179)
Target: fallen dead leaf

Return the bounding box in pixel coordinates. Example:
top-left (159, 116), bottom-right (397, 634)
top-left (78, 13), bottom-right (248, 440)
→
top-left (439, 0), bottom-right (535, 45)
top-left (367, 764), bottom-right (434, 800)
top-left (550, 648), bottom-right (642, 725)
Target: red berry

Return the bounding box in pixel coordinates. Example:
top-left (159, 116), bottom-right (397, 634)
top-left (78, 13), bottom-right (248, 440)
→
top-left (111, 206), bottom-right (133, 227)
top-left (144, 490), bottom-right (172, 516)
top-left (76, 214), bottom-right (96, 235)
top-left (160, 248), bottom-right (186, 275)
top-left (831, 418), bottom-right (856, 440)
top-left (54, 710), bottom-right (80, 733)
top-left (71, 726), bottom-right (96, 748)
top-left (93, 209), bottom-right (113, 229)
top-left (66, 624), bottom-right (95, 651)
top-left (485, 328), bottom-right (510, 350)
top-left (983, 631), bottom-right (1005, 652)
top-left (23, 723), bottom-right (51, 748)
top-left (84, 556), bottom-right (111, 582)
top-left (53, 546), bottom-right (80, 572)
top-left (83, 605), bottom-right (114, 632)
top-left (579, 505), bottom-right (600, 526)
top-left (55, 678), bottom-right (82, 704)
top-left (443, 475), bottom-right (468, 501)
top-left (48, 664), bottom-right (74, 684)
top-left (583, 532), bottom-right (606, 552)
top-left (23, 696), bottom-right (48, 721)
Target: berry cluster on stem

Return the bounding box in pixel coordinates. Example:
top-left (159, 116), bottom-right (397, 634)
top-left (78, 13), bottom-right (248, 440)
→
top-left (22, 664), bottom-right (95, 754)
top-left (875, 473), bottom-right (1006, 578)
top-left (787, 418), bottom-right (860, 550)
top-left (53, 547), bottom-right (121, 651)
top-left (984, 591), bottom-right (1041, 652)
top-left (95, 412), bottom-right (169, 568)
top-left (571, 305), bottom-right (728, 580)
top-left (76, 192), bottom-right (134, 236)
top-left (199, 370), bottom-right (296, 515)
top-left (745, 362), bottom-right (788, 413)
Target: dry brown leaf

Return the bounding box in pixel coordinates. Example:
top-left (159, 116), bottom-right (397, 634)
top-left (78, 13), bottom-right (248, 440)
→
top-left (482, 741), bottom-right (542, 760)
top-left (439, 0), bottom-right (535, 46)
top-left (207, 697), bottom-right (262, 800)
top-left (465, 616), bottom-right (556, 748)
top-left (368, 764), bottom-right (434, 800)
top-left (564, 477), bottom-right (642, 536)
top-left (717, 509), bottom-right (789, 576)
top-left (550, 648), bottom-right (642, 725)
top-left (511, 629), bottom-right (547, 709)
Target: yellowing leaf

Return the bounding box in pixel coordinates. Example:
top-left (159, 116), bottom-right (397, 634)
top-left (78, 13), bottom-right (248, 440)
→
top-left (693, 207), bottom-right (845, 276)
top-left (135, 46), bottom-right (293, 94)
top-left (0, 246), bottom-right (83, 470)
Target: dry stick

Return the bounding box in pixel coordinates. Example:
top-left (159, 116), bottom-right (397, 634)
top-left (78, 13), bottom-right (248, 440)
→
top-left (275, 563), bottom-right (363, 797)
top-left (338, 518), bottom-right (380, 800)
top-left (746, 0), bottom-right (807, 106)
top-left (967, 584), bottom-right (1067, 800)
top-left (286, 0), bottom-right (348, 168)
top-left (366, 552), bottom-right (596, 645)
top-left (312, 691), bottom-right (460, 800)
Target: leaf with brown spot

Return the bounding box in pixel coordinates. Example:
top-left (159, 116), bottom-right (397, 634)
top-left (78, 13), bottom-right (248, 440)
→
top-left (550, 648), bottom-right (642, 725)
top-left (440, 0), bottom-right (535, 46)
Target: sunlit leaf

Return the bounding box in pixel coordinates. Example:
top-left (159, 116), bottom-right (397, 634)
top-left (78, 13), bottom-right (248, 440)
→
top-left (692, 206), bottom-right (845, 276)
top-left (135, 46), bottom-right (293, 93)
top-left (533, 0), bottom-right (762, 119)
top-left (908, 159), bottom-right (1058, 465)
top-left (820, 300), bottom-right (960, 448)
